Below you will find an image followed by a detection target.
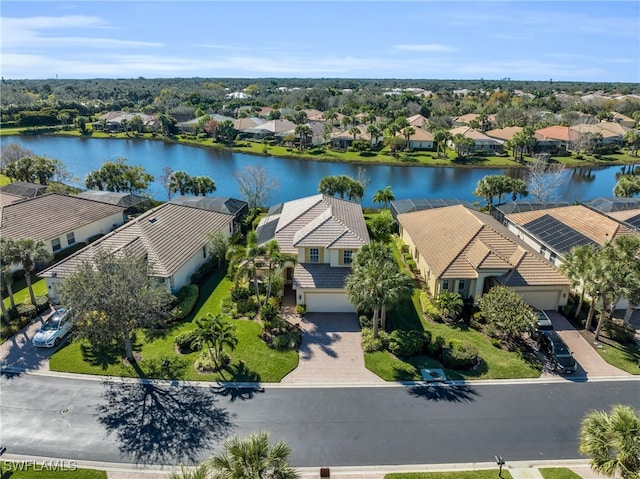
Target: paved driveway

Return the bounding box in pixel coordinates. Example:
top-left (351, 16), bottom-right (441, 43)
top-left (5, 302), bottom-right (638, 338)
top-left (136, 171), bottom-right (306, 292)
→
top-left (541, 311), bottom-right (631, 379)
top-left (282, 313), bottom-right (383, 384)
top-left (0, 307), bottom-right (56, 373)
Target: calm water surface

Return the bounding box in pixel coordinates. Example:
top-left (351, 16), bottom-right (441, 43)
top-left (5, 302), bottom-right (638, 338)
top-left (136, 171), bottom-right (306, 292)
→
top-left (3, 136), bottom-right (636, 207)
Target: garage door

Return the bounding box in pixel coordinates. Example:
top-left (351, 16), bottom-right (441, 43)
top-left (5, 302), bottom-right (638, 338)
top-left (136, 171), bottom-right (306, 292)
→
top-left (305, 292), bottom-right (356, 313)
top-left (518, 290), bottom-right (561, 311)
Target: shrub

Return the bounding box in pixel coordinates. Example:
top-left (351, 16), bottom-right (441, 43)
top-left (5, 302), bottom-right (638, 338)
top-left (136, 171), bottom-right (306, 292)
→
top-left (602, 318), bottom-right (636, 344)
top-left (401, 244), bottom-right (409, 254)
top-left (16, 303), bottom-right (37, 320)
top-left (361, 327), bottom-right (389, 352)
top-left (388, 329), bottom-right (427, 357)
top-left (197, 258), bottom-right (216, 278)
top-left (271, 330), bottom-right (301, 350)
top-left (406, 259), bottom-right (417, 271)
top-left (237, 297), bottom-right (258, 315)
top-left (174, 330), bottom-right (201, 354)
top-left (441, 341), bottom-right (479, 370)
top-left (359, 314), bottom-right (372, 328)
top-left (295, 304), bottom-right (307, 315)
top-left (231, 286), bottom-right (251, 302)
top-left (426, 335), bottom-right (445, 358)
top-left (172, 285), bottom-right (199, 320)
top-left (260, 303), bottom-right (279, 323)
top-left (34, 295), bottom-right (50, 314)
top-left (419, 292), bottom-right (442, 321)
top-left (190, 272), bottom-right (202, 284)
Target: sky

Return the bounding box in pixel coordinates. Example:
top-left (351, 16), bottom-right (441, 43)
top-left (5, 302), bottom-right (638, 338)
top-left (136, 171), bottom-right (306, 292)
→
top-left (1, 1), bottom-right (639, 83)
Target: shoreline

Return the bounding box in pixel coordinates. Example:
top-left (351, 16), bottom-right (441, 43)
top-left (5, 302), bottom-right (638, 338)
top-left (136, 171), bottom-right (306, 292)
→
top-left (5, 129), bottom-right (640, 170)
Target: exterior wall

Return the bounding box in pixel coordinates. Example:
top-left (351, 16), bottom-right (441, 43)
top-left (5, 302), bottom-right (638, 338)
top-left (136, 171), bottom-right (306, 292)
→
top-left (45, 211), bottom-right (126, 256)
top-left (44, 277), bottom-right (66, 304)
top-left (300, 246), bottom-right (326, 264)
top-left (408, 140), bottom-right (434, 150)
top-left (326, 248), bottom-right (355, 267)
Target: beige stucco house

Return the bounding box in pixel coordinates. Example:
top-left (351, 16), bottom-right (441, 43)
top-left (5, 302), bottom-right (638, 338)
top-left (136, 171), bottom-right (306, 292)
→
top-left (256, 194), bottom-right (370, 313)
top-left (39, 202), bottom-right (235, 303)
top-left (397, 204), bottom-right (570, 311)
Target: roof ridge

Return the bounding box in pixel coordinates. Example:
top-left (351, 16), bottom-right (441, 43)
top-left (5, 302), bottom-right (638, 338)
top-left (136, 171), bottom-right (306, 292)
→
top-left (275, 194), bottom-right (323, 233)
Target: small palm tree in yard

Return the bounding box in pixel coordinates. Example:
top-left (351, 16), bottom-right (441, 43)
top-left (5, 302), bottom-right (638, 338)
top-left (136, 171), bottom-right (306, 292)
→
top-left (210, 431), bottom-right (299, 479)
top-left (193, 313), bottom-right (238, 373)
top-left (2, 238), bottom-right (52, 305)
top-left (579, 404), bottom-right (640, 479)
top-left (168, 463), bottom-right (210, 479)
top-left (434, 290), bottom-right (464, 322)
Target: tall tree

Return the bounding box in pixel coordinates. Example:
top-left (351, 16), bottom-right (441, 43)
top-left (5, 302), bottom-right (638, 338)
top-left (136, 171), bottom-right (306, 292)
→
top-left (60, 250), bottom-right (173, 362)
top-left (209, 431), bottom-right (299, 479)
top-left (526, 157), bottom-right (569, 201)
top-left (614, 175), bottom-right (640, 198)
top-left (3, 238), bottom-right (52, 305)
top-left (294, 124), bottom-right (313, 151)
top-left (168, 171), bottom-right (194, 196)
top-left (623, 130), bottom-right (640, 157)
top-left (160, 166), bottom-right (174, 201)
top-left (348, 126), bottom-right (360, 142)
top-left (234, 165), bottom-right (279, 208)
top-left (479, 285), bottom-right (536, 342)
top-left (85, 158), bottom-right (153, 194)
top-left (366, 124), bottom-right (381, 148)
top-left (372, 186), bottom-right (395, 209)
top-left (0, 142), bottom-right (34, 168)
top-left (560, 244), bottom-right (598, 320)
top-left (433, 128), bottom-right (450, 157)
top-left (192, 176), bottom-right (216, 196)
top-left (579, 405), bottom-right (640, 479)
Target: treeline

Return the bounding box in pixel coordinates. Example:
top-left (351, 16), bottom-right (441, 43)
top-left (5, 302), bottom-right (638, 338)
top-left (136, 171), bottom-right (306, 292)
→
top-left (2, 77), bottom-right (639, 129)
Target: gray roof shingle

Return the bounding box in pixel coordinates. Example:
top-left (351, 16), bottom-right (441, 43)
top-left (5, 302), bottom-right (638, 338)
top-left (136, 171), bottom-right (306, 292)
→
top-left (293, 263), bottom-right (352, 289)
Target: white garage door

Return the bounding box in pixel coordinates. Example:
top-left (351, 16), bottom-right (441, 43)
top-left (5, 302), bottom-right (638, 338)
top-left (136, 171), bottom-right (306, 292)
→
top-left (305, 292), bottom-right (355, 313)
top-left (518, 290), bottom-right (561, 311)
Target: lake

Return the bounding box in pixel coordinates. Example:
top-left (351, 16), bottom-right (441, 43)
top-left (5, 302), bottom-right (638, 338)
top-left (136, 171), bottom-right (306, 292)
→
top-left (3, 135), bottom-right (636, 207)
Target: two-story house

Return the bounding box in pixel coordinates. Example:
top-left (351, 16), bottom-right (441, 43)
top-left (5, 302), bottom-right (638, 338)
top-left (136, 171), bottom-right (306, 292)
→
top-left (256, 194), bottom-right (370, 313)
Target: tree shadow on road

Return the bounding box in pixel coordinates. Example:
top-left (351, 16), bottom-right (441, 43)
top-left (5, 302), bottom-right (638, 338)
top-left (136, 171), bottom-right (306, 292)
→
top-left (407, 384), bottom-right (480, 403)
top-left (96, 380), bottom-right (235, 464)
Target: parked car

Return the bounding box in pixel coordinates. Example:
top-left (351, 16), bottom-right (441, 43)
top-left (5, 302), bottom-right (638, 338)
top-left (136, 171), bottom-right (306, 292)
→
top-left (538, 331), bottom-right (577, 374)
top-left (32, 307), bottom-right (74, 348)
top-left (532, 310), bottom-right (554, 340)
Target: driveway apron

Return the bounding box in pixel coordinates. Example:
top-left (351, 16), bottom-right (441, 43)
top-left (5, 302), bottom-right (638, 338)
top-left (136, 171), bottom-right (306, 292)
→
top-left (282, 313), bottom-right (383, 384)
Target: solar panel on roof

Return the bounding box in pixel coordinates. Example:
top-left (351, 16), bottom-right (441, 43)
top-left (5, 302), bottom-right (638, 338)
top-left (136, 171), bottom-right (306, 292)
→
top-left (523, 214), bottom-right (595, 254)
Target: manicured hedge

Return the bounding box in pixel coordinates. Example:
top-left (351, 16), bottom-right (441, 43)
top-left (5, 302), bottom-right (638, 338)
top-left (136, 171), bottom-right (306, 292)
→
top-left (172, 284), bottom-right (199, 320)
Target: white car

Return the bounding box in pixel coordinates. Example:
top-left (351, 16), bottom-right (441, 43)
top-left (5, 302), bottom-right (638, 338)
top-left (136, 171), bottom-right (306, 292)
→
top-left (32, 307), bottom-right (74, 348)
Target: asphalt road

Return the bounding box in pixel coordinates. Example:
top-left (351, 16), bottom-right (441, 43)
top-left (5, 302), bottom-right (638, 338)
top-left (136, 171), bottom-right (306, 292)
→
top-left (1, 373), bottom-right (638, 468)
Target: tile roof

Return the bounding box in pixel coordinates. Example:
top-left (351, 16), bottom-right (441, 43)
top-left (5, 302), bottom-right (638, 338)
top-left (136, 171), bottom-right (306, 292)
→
top-left (398, 205), bottom-right (568, 286)
top-left (293, 263), bottom-right (352, 289)
top-left (39, 203), bottom-right (234, 279)
top-left (407, 114), bottom-right (429, 127)
top-left (449, 126), bottom-right (502, 143)
top-left (1, 193), bottom-right (125, 242)
top-left (256, 194), bottom-right (370, 254)
top-left (485, 126), bottom-right (523, 141)
top-left (534, 126), bottom-right (579, 142)
top-left (0, 191), bottom-right (24, 206)
top-left (506, 205), bottom-right (637, 247)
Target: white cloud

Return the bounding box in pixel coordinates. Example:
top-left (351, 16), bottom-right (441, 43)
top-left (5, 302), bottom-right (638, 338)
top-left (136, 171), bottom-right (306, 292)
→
top-left (395, 43), bottom-right (457, 52)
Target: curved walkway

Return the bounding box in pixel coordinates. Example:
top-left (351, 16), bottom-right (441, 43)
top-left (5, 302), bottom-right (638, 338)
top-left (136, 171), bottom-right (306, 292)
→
top-left (282, 313), bottom-right (383, 384)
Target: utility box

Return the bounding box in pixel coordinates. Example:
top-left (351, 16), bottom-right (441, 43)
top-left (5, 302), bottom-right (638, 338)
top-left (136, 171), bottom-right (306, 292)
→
top-left (320, 468), bottom-right (330, 478)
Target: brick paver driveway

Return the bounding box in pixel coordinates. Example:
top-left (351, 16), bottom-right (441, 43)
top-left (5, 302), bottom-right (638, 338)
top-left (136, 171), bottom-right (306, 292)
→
top-left (282, 313), bottom-right (383, 384)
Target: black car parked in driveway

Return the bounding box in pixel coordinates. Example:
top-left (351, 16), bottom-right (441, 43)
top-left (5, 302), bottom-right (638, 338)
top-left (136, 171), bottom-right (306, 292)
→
top-left (538, 331), bottom-right (578, 374)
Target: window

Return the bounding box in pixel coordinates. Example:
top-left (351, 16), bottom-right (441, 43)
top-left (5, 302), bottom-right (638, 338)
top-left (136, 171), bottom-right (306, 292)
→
top-left (540, 245), bottom-right (547, 256)
top-left (442, 280), bottom-right (449, 291)
top-left (66, 232), bottom-right (75, 245)
top-left (309, 248), bottom-right (319, 263)
top-left (458, 280), bottom-right (466, 291)
top-left (550, 252), bottom-right (557, 263)
top-left (343, 250), bottom-right (353, 265)
top-left (51, 238), bottom-right (61, 252)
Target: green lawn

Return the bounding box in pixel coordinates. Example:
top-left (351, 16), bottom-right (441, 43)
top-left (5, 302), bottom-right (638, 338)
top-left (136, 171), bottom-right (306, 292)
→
top-left (539, 468), bottom-right (583, 479)
top-left (385, 471), bottom-right (513, 479)
top-left (49, 268), bottom-right (299, 382)
top-left (595, 339), bottom-right (640, 375)
top-left (2, 276), bottom-right (47, 310)
top-left (1, 465), bottom-right (107, 478)
top-left (364, 239), bottom-right (543, 381)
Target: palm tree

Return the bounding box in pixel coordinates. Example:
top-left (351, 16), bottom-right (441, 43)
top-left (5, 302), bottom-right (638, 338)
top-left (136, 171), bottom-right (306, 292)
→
top-left (372, 186), bottom-right (395, 209)
top-left (0, 265), bottom-right (15, 323)
top-left (4, 238), bottom-right (52, 305)
top-left (560, 244), bottom-right (598, 320)
top-left (168, 464), bottom-right (210, 479)
top-left (402, 126), bottom-right (415, 144)
top-left (579, 404), bottom-right (640, 479)
top-left (348, 126), bottom-right (360, 142)
top-left (378, 268), bottom-right (413, 331)
top-left (433, 129), bottom-right (451, 157)
top-left (193, 313), bottom-right (238, 373)
top-left (192, 176), bottom-right (216, 196)
top-left (434, 291), bottom-right (464, 321)
top-left (366, 124), bottom-right (381, 148)
top-left (169, 171), bottom-right (194, 196)
top-left (210, 431), bottom-right (299, 479)
top-left (226, 230), bottom-right (265, 300)
top-left (294, 124), bottom-right (313, 151)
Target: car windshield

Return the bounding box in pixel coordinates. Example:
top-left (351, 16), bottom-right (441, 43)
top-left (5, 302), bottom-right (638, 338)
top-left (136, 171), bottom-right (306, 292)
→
top-left (41, 319), bottom-right (61, 331)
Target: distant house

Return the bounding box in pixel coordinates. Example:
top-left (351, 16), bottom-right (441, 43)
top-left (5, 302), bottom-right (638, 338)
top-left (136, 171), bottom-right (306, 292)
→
top-left (169, 196), bottom-right (248, 233)
top-left (397, 205), bottom-right (570, 310)
top-left (241, 119), bottom-right (297, 140)
top-left (448, 126), bottom-right (503, 153)
top-left (485, 126), bottom-right (523, 143)
top-left (233, 117), bottom-right (266, 132)
top-left (407, 114), bottom-right (429, 128)
top-left (176, 114), bottom-right (234, 132)
top-left (570, 122), bottom-right (630, 146)
top-left (452, 113), bottom-right (479, 126)
top-left (331, 125), bottom-right (383, 149)
top-left (1, 193), bottom-right (126, 267)
top-left (94, 111), bottom-right (157, 132)
top-left (0, 182), bottom-right (48, 199)
top-left (402, 128), bottom-right (434, 150)
top-left (256, 194), bottom-right (370, 313)
top-left (39, 202), bottom-right (235, 302)
top-left (611, 112), bottom-right (636, 129)
top-left (534, 126), bottom-right (578, 152)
